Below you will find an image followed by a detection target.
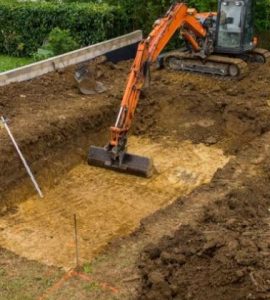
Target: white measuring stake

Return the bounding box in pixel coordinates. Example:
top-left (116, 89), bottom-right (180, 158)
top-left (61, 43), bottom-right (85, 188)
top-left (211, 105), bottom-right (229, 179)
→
top-left (1, 116), bottom-right (44, 198)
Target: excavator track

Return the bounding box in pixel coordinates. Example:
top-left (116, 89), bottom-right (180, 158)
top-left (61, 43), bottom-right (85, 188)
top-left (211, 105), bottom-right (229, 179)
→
top-left (247, 48), bottom-right (270, 63)
top-left (163, 51), bottom-right (249, 78)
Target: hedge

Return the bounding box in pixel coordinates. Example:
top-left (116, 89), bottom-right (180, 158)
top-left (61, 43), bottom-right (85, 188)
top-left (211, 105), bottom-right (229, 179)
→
top-left (0, 1), bottom-right (130, 56)
top-left (1, 0), bottom-right (269, 57)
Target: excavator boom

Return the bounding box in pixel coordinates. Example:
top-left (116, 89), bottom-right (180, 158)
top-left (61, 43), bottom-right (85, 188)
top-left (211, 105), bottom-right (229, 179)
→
top-left (88, 3), bottom-right (207, 177)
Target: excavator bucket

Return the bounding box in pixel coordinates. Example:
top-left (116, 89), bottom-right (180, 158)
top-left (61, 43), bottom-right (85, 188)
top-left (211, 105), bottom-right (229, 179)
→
top-left (75, 61), bottom-right (107, 95)
top-left (88, 146), bottom-right (153, 178)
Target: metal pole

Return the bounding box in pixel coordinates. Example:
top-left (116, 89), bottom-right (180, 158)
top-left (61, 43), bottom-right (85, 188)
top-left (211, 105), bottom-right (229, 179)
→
top-left (1, 116), bottom-right (44, 198)
top-left (74, 214), bottom-right (80, 268)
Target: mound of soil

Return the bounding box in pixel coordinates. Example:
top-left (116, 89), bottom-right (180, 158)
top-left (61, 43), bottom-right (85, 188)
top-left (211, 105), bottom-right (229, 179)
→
top-left (138, 134), bottom-right (270, 300)
top-left (137, 62), bottom-right (270, 299)
top-left (139, 223), bottom-right (270, 300)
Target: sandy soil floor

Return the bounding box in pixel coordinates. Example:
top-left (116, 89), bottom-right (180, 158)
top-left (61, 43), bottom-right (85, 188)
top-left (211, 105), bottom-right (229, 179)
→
top-left (0, 136), bottom-right (228, 268)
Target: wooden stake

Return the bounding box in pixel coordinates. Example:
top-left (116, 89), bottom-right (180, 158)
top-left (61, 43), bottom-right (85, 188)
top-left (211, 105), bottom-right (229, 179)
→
top-left (74, 214), bottom-right (80, 268)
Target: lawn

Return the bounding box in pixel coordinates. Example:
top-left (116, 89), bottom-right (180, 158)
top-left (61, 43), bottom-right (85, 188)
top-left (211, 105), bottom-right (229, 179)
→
top-left (0, 55), bottom-right (34, 72)
top-left (0, 248), bottom-right (120, 300)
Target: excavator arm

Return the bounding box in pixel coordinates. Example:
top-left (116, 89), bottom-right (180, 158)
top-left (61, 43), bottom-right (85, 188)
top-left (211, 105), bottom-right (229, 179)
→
top-left (88, 3), bottom-right (207, 177)
top-left (109, 3), bottom-right (206, 153)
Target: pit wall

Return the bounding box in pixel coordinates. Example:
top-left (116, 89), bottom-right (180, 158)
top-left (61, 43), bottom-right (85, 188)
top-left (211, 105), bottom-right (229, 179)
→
top-left (0, 30), bottom-right (142, 87)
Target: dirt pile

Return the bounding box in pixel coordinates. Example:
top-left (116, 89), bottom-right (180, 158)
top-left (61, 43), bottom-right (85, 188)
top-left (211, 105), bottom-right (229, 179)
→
top-left (138, 134), bottom-right (270, 300)
top-left (139, 223), bottom-right (270, 300)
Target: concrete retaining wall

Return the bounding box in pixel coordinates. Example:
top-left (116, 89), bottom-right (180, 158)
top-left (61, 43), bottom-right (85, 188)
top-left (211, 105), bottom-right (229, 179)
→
top-left (0, 30), bottom-right (142, 87)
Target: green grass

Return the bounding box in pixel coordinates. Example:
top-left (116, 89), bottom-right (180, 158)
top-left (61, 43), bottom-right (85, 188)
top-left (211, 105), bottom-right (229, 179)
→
top-left (0, 247), bottom-right (64, 300)
top-left (0, 55), bottom-right (34, 72)
top-left (82, 262), bottom-right (93, 274)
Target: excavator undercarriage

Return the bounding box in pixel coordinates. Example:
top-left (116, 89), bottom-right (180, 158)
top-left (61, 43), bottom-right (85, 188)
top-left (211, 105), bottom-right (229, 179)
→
top-left (163, 48), bottom-right (270, 78)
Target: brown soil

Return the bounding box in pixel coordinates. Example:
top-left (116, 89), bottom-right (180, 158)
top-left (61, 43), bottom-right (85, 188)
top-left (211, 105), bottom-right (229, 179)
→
top-left (137, 64), bottom-right (270, 299)
top-left (1, 57), bottom-right (270, 299)
top-left (138, 135), bottom-right (270, 299)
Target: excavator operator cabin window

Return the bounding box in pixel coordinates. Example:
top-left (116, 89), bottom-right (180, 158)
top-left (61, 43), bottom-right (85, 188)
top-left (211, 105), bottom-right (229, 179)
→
top-left (217, 1), bottom-right (245, 49)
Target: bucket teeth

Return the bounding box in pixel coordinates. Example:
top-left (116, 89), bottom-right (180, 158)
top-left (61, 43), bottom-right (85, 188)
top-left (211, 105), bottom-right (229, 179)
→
top-left (88, 146), bottom-right (153, 178)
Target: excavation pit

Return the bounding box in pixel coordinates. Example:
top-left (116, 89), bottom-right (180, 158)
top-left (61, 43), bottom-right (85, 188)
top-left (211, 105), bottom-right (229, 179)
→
top-left (1, 59), bottom-right (270, 298)
top-left (0, 136), bottom-right (229, 268)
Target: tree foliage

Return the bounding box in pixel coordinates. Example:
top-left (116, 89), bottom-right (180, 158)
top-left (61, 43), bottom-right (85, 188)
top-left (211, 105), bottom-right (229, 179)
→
top-left (105, 0), bottom-right (270, 33)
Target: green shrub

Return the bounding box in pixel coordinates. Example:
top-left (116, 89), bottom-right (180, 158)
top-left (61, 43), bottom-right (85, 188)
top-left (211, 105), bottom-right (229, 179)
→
top-left (33, 27), bottom-right (79, 60)
top-left (46, 27), bottom-right (79, 55)
top-left (33, 48), bottom-right (54, 61)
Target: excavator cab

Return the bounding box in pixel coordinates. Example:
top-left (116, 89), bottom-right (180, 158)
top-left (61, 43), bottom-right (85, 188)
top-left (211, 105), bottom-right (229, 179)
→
top-left (215, 0), bottom-right (255, 54)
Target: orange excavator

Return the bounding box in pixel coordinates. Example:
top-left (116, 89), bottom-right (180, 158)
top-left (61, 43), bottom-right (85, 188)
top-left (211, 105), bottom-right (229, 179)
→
top-left (88, 1), bottom-right (270, 177)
